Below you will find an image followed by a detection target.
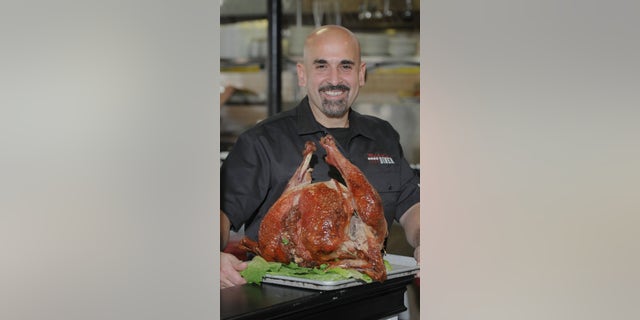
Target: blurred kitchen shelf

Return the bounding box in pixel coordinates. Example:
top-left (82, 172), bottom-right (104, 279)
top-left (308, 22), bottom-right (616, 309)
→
top-left (222, 13), bottom-right (419, 31)
top-left (279, 13), bottom-right (419, 31)
top-left (221, 0), bottom-right (420, 31)
top-left (221, 58), bottom-right (265, 71)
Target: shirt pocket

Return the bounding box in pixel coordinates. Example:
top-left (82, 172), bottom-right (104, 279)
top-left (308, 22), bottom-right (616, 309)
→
top-left (366, 165), bottom-right (402, 224)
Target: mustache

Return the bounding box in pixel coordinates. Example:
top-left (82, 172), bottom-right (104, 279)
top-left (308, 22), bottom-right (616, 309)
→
top-left (319, 84), bottom-right (350, 92)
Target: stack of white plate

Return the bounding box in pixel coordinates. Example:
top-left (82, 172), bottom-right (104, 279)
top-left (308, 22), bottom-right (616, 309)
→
top-left (388, 35), bottom-right (418, 57)
top-left (356, 33), bottom-right (389, 56)
top-left (220, 20), bottom-right (268, 59)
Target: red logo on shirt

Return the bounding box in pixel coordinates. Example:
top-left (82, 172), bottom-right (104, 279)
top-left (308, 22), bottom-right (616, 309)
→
top-left (367, 153), bottom-right (395, 164)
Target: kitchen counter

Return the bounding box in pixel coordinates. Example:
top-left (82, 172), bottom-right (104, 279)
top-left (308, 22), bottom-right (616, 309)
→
top-left (220, 275), bottom-right (415, 320)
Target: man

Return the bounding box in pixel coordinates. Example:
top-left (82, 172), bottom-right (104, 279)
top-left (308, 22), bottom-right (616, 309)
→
top-left (220, 25), bottom-right (420, 288)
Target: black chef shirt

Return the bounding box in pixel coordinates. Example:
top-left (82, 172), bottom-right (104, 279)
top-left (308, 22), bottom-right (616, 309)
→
top-left (221, 97), bottom-right (420, 241)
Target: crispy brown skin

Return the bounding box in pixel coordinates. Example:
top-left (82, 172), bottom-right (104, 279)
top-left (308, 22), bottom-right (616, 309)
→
top-left (240, 135), bottom-right (388, 281)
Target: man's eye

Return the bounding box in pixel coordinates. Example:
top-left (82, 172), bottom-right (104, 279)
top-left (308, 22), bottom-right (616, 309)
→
top-left (341, 65), bottom-right (353, 70)
top-left (316, 65), bottom-right (327, 70)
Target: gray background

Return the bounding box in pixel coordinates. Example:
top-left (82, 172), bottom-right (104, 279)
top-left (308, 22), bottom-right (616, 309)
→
top-left (422, 0), bottom-right (639, 319)
top-left (1, 0), bottom-right (639, 319)
top-left (1, 1), bottom-right (220, 319)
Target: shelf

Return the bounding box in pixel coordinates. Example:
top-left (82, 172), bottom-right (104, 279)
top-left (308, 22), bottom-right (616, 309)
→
top-left (221, 58), bottom-right (266, 71)
top-left (222, 13), bottom-right (419, 31)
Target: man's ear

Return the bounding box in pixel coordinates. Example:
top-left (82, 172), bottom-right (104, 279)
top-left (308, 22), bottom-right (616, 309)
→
top-left (359, 62), bottom-right (366, 86)
top-left (296, 62), bottom-right (306, 87)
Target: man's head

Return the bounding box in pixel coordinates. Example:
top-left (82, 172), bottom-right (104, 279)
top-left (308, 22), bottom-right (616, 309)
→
top-left (297, 25), bottom-right (366, 122)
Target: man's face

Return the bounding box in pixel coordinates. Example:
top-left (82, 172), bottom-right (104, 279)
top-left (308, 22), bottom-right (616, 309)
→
top-left (297, 33), bottom-right (366, 118)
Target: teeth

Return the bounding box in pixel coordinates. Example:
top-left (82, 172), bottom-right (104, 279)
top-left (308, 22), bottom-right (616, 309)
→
top-left (324, 90), bottom-right (343, 96)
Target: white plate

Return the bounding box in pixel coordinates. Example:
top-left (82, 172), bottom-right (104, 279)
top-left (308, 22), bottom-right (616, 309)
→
top-left (262, 254), bottom-right (419, 291)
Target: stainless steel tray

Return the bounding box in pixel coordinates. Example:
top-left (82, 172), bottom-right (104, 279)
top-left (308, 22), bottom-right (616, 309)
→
top-left (262, 254), bottom-right (419, 291)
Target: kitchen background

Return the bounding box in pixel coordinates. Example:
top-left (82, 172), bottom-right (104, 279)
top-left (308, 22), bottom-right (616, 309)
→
top-left (220, 1), bottom-right (421, 318)
top-left (220, 0), bottom-right (420, 168)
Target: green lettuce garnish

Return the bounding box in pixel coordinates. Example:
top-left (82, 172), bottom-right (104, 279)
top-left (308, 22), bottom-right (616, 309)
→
top-left (240, 256), bottom-right (392, 285)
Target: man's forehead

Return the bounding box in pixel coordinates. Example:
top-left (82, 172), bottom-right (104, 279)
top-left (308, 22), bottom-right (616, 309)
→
top-left (306, 48), bottom-right (359, 64)
top-left (306, 41), bottom-right (359, 60)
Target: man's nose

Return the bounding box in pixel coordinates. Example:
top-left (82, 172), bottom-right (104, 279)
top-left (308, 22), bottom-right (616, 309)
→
top-left (328, 67), bottom-right (340, 84)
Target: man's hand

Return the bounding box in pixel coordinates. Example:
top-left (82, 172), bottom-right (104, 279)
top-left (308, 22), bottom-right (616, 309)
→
top-left (221, 252), bottom-right (248, 289)
top-left (399, 203), bottom-right (420, 264)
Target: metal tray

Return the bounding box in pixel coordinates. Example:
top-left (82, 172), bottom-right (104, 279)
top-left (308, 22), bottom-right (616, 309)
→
top-left (262, 254), bottom-right (419, 291)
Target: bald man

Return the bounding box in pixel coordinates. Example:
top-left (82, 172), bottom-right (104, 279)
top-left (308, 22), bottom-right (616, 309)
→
top-left (220, 25), bottom-right (420, 288)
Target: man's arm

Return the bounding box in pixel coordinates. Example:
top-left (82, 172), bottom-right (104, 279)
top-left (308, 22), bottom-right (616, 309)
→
top-left (398, 203), bottom-right (420, 263)
top-left (221, 210), bottom-right (231, 250)
top-left (220, 211), bottom-right (248, 288)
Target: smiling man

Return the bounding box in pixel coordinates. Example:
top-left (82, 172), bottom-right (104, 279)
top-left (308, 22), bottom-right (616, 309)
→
top-left (297, 26), bottom-right (365, 124)
top-left (220, 25), bottom-right (420, 289)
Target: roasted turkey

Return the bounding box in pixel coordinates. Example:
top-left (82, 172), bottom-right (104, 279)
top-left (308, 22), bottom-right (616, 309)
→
top-left (240, 135), bottom-right (389, 281)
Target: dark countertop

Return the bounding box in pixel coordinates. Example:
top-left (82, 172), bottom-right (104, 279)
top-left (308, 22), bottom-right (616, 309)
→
top-left (221, 275), bottom-right (415, 320)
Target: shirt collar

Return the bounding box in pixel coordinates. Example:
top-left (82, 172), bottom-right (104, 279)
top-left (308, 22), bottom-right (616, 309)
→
top-left (295, 97), bottom-right (323, 135)
top-left (295, 96), bottom-right (375, 140)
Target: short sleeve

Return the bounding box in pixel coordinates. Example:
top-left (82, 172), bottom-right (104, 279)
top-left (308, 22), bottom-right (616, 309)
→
top-left (220, 133), bottom-right (271, 231)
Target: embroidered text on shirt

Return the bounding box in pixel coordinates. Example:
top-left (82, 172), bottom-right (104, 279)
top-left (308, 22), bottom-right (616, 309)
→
top-left (367, 153), bottom-right (395, 165)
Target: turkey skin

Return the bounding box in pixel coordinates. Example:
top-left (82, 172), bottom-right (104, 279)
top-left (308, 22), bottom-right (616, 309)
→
top-left (240, 135), bottom-right (388, 281)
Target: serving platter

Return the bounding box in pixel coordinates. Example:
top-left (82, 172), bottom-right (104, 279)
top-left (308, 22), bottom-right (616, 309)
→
top-left (262, 254), bottom-right (419, 291)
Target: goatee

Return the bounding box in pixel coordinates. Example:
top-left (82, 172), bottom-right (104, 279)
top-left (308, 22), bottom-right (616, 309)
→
top-left (321, 98), bottom-right (349, 117)
top-left (319, 84), bottom-right (350, 117)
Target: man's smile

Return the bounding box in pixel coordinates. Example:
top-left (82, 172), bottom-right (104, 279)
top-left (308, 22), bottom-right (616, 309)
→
top-left (322, 89), bottom-right (346, 97)
top-left (320, 84), bottom-right (350, 99)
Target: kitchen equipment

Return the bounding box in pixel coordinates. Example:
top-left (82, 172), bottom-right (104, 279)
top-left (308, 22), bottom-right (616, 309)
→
top-left (312, 0), bottom-right (325, 28)
top-left (295, 0), bottom-right (302, 27)
top-left (372, 0), bottom-right (384, 19)
top-left (358, 0), bottom-right (372, 20)
top-left (333, 0), bottom-right (341, 25)
top-left (402, 0), bottom-right (414, 21)
top-left (383, 0), bottom-right (393, 17)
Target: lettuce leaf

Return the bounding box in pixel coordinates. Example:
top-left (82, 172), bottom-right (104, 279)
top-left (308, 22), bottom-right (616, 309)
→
top-left (239, 256), bottom-right (281, 284)
top-left (240, 256), bottom-right (391, 285)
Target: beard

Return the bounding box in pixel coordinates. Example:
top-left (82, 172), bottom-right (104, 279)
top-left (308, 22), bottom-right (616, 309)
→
top-left (321, 98), bottom-right (349, 117)
top-left (319, 84), bottom-right (350, 117)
